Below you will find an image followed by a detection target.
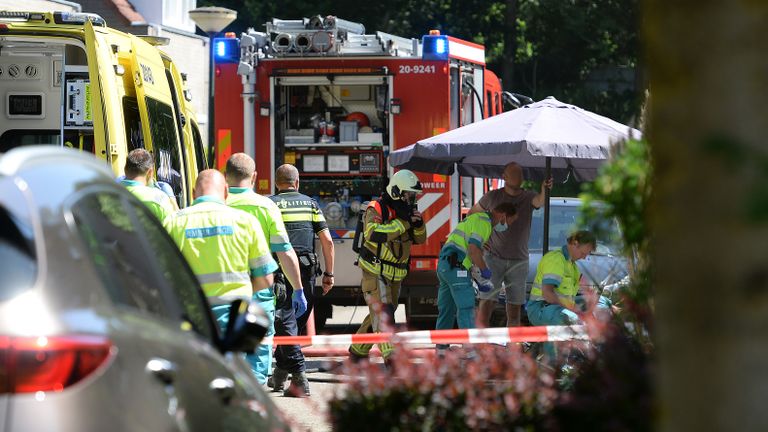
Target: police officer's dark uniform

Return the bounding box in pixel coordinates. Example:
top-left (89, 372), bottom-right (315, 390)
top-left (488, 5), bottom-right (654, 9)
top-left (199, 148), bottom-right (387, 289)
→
top-left (270, 188), bottom-right (329, 335)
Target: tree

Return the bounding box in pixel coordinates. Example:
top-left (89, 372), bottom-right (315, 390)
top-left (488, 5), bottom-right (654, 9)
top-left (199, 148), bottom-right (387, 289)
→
top-left (645, 1), bottom-right (768, 430)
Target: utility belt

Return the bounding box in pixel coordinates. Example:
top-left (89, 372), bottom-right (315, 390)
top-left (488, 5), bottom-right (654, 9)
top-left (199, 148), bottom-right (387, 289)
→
top-left (359, 247), bottom-right (409, 270)
top-left (441, 253), bottom-right (461, 269)
top-left (296, 251), bottom-right (318, 269)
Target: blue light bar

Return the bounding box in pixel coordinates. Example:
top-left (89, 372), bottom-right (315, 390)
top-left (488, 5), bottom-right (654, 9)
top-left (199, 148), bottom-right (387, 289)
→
top-left (422, 35), bottom-right (449, 61)
top-left (213, 37), bottom-right (239, 64)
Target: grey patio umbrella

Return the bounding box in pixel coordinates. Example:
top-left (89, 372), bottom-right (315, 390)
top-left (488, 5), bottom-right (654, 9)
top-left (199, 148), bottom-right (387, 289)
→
top-left (389, 96), bottom-right (641, 251)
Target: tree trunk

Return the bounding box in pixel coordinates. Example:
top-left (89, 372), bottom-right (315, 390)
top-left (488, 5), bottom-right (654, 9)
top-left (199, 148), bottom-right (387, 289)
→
top-left (502, 0), bottom-right (517, 91)
top-left (645, 1), bottom-right (768, 430)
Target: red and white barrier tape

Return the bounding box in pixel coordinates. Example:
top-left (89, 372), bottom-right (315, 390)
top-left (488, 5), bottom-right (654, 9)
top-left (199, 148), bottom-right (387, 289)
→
top-left (265, 325), bottom-right (588, 346)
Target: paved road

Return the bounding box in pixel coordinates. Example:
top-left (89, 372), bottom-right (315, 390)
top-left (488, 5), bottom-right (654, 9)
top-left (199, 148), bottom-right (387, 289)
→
top-left (267, 306), bottom-right (402, 431)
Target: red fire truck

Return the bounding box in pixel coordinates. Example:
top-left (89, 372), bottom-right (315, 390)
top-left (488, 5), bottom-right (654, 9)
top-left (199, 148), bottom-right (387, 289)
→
top-left (212, 16), bottom-right (505, 328)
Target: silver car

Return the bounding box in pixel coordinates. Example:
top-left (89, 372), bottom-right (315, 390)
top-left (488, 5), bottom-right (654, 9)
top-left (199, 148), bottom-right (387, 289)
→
top-left (0, 147), bottom-right (288, 431)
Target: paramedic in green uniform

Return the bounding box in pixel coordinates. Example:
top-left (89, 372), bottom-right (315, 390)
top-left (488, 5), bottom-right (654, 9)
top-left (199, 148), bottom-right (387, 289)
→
top-left (225, 154), bottom-right (309, 394)
top-left (120, 148), bottom-right (175, 222)
top-left (526, 230), bottom-right (612, 360)
top-left (164, 170), bottom-right (278, 360)
top-left (435, 202), bottom-right (518, 338)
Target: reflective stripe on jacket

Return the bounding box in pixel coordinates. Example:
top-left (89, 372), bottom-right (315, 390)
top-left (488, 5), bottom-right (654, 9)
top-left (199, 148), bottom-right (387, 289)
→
top-left (164, 196), bottom-right (278, 299)
top-left (440, 212), bottom-right (492, 270)
top-left (529, 246), bottom-right (580, 308)
top-left (358, 200), bottom-right (426, 282)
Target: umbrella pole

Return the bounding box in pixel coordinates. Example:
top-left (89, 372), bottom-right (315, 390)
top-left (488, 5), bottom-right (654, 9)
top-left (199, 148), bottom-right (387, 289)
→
top-left (542, 157), bottom-right (552, 253)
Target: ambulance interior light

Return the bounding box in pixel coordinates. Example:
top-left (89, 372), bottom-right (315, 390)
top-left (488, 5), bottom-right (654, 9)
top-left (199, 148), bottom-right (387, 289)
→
top-left (421, 34), bottom-right (449, 61)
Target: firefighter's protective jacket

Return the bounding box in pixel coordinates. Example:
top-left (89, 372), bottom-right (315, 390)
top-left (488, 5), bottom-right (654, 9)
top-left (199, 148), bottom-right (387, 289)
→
top-left (358, 200), bottom-right (427, 282)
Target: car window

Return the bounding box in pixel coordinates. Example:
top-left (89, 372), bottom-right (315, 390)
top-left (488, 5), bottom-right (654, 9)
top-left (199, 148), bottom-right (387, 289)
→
top-left (529, 204), bottom-right (622, 254)
top-left (72, 192), bottom-right (171, 316)
top-left (129, 201), bottom-right (215, 339)
top-left (0, 205), bottom-right (36, 302)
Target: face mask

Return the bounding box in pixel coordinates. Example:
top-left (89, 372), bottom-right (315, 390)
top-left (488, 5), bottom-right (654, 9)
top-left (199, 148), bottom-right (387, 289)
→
top-left (494, 222), bottom-right (508, 232)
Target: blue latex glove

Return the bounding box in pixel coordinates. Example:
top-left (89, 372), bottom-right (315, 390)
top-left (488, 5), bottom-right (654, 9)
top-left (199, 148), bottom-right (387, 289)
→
top-left (477, 278), bottom-right (493, 293)
top-left (292, 289), bottom-right (308, 318)
top-left (480, 268), bottom-right (493, 280)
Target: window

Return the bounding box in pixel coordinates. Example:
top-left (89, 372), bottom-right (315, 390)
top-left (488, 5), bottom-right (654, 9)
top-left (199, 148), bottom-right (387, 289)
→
top-left (130, 201), bottom-right (214, 339)
top-left (145, 97), bottom-right (184, 206)
top-left (72, 192), bottom-right (170, 316)
top-left (0, 129), bottom-right (94, 154)
top-left (191, 121), bottom-right (207, 173)
top-left (123, 97), bottom-right (144, 150)
top-left (0, 203), bottom-right (36, 302)
top-left (528, 204), bottom-right (623, 254)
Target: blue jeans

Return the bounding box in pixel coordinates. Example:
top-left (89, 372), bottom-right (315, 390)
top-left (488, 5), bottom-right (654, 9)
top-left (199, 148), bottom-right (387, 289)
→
top-left (435, 259), bottom-right (476, 337)
top-left (246, 289), bottom-right (275, 384)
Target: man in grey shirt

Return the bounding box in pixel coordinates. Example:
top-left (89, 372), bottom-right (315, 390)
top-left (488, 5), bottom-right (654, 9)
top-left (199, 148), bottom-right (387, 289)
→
top-left (469, 162), bottom-right (551, 327)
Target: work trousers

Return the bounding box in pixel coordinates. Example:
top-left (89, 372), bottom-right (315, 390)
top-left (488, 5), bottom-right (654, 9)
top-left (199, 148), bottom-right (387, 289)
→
top-left (246, 288), bottom-right (275, 384)
top-left (435, 258), bottom-right (476, 335)
top-left (295, 257), bottom-right (318, 335)
top-left (273, 264), bottom-right (314, 373)
top-left (349, 269), bottom-right (401, 359)
top-left (526, 295), bottom-right (612, 361)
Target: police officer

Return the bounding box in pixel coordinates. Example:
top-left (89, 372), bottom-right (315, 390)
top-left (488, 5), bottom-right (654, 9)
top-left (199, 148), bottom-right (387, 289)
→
top-left (348, 170), bottom-right (426, 364)
top-left (224, 154), bottom-right (308, 395)
top-left (164, 170), bottom-right (278, 355)
top-left (435, 202), bottom-right (518, 352)
top-left (271, 164), bottom-right (335, 339)
top-left (120, 148), bottom-right (176, 222)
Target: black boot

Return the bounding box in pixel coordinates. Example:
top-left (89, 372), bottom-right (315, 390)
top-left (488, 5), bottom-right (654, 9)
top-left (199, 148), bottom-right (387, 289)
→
top-left (283, 371), bottom-right (310, 397)
top-left (267, 367), bottom-right (289, 393)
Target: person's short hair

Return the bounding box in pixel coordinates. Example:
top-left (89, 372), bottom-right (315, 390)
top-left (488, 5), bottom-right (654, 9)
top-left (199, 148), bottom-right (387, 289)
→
top-left (492, 202), bottom-right (517, 217)
top-left (567, 230), bottom-right (597, 248)
top-left (275, 164), bottom-right (299, 185)
top-left (124, 148), bottom-right (153, 178)
top-left (225, 153), bottom-right (255, 183)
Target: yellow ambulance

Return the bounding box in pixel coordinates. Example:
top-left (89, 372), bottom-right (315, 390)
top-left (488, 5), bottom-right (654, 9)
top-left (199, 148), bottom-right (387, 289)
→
top-left (0, 11), bottom-right (206, 207)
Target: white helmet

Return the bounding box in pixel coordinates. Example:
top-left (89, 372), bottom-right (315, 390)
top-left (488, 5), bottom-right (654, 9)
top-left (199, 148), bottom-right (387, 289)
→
top-left (386, 169), bottom-right (422, 200)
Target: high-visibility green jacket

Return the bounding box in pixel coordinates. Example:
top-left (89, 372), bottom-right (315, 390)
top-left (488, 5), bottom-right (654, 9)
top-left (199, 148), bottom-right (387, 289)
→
top-left (358, 200), bottom-right (426, 282)
top-left (121, 179), bottom-right (174, 222)
top-left (529, 246), bottom-right (580, 308)
top-left (440, 212), bottom-right (492, 270)
top-left (227, 188), bottom-right (292, 253)
top-left (164, 196), bottom-right (278, 299)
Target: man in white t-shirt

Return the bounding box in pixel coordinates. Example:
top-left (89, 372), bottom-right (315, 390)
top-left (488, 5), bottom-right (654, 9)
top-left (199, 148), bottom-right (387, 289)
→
top-left (469, 162), bottom-right (551, 327)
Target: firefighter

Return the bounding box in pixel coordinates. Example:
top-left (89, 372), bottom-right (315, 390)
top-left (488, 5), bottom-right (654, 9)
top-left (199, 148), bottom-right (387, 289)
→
top-left (348, 169), bottom-right (426, 364)
top-left (164, 170), bottom-right (277, 359)
top-left (224, 154), bottom-right (309, 395)
top-left (120, 148), bottom-right (176, 222)
top-left (271, 164), bottom-right (336, 338)
top-left (435, 202), bottom-right (518, 351)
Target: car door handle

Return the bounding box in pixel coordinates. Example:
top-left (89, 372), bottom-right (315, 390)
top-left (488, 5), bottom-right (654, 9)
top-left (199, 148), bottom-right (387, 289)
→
top-left (146, 358), bottom-right (177, 384)
top-left (209, 377), bottom-right (236, 403)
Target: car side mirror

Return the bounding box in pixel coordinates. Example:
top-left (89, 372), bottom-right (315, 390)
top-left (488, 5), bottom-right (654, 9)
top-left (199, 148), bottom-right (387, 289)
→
top-left (219, 299), bottom-right (270, 353)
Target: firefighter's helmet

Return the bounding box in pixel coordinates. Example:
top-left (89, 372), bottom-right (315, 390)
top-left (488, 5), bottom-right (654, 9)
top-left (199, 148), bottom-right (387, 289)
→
top-left (386, 170), bottom-right (422, 200)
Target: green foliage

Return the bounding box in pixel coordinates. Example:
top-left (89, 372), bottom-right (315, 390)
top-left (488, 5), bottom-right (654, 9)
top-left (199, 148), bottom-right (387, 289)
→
top-left (330, 347), bottom-right (556, 431)
top-left (580, 138), bottom-right (653, 340)
top-left (581, 139), bottom-right (650, 256)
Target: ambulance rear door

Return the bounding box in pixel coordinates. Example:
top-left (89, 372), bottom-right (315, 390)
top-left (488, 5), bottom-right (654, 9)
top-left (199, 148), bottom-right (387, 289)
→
top-left (84, 20), bottom-right (123, 169)
top-left (128, 38), bottom-right (188, 207)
